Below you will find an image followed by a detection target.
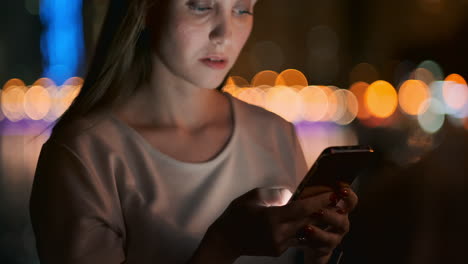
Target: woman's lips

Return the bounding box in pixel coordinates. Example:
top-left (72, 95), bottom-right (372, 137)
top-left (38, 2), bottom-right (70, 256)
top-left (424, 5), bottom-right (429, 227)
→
top-left (199, 57), bottom-right (228, 70)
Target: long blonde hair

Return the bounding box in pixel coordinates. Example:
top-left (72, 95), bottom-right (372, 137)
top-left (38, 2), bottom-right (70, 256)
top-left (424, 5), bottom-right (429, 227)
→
top-left (52, 0), bottom-right (153, 132)
top-left (50, 0), bottom-right (228, 134)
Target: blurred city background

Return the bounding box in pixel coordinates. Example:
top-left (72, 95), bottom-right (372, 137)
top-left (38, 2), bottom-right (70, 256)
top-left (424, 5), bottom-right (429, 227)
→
top-left (1, 0), bottom-right (468, 263)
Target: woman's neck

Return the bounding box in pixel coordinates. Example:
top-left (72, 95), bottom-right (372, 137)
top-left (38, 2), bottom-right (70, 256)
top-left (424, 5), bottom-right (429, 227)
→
top-left (112, 73), bottom-right (229, 132)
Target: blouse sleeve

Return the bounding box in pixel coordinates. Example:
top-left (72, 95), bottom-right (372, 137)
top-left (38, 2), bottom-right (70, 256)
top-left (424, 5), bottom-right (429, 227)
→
top-left (29, 140), bottom-right (126, 264)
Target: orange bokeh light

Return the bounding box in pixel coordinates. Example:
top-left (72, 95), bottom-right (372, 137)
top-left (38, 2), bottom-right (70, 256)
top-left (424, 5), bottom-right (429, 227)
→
top-left (275, 69), bottom-right (308, 88)
top-left (251, 70), bottom-right (278, 87)
top-left (349, 82), bottom-right (371, 120)
top-left (398, 80), bottom-right (431, 115)
top-left (33, 78), bottom-right (56, 88)
top-left (226, 76), bottom-right (250, 87)
top-left (2, 78), bottom-right (25, 90)
top-left (365, 81), bottom-right (398, 118)
top-left (445, 73), bottom-right (467, 85)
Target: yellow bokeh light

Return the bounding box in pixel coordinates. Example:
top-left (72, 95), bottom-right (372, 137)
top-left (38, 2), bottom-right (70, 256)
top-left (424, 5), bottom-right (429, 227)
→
top-left (334, 89), bottom-right (359, 125)
top-left (251, 70), bottom-right (278, 87)
top-left (275, 69), bottom-right (308, 88)
top-left (1, 86), bottom-right (26, 122)
top-left (24, 85), bottom-right (52, 120)
top-left (265, 86), bottom-right (302, 122)
top-left (320, 86), bottom-right (338, 122)
top-left (53, 85), bottom-right (81, 118)
top-left (222, 84), bottom-right (239, 95)
top-left (299, 86), bottom-right (329, 122)
top-left (226, 76), bottom-right (249, 87)
top-left (365, 80), bottom-right (398, 118)
top-left (237, 87), bottom-right (266, 108)
top-left (398, 80), bottom-right (431, 116)
top-left (350, 82), bottom-right (371, 120)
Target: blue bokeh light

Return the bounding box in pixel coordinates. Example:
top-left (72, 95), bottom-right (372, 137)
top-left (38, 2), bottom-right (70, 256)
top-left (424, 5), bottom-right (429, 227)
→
top-left (40, 0), bottom-right (84, 85)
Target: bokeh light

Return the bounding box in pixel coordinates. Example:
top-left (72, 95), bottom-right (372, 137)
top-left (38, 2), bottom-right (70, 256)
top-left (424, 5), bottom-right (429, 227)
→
top-left (398, 80), bottom-right (431, 116)
top-left (1, 85), bottom-right (27, 122)
top-left (299, 86), bottom-right (329, 122)
top-left (349, 82), bottom-right (371, 120)
top-left (24, 86), bottom-right (52, 121)
top-left (365, 81), bottom-right (398, 118)
top-left (333, 89), bottom-right (359, 125)
top-left (442, 74), bottom-right (468, 114)
top-left (33, 77), bottom-right (56, 88)
top-left (265, 86), bottom-right (302, 122)
top-left (412, 67), bottom-right (435, 85)
top-left (417, 60), bottom-right (444, 80)
top-left (3, 78), bottom-right (26, 90)
top-left (251, 70), bottom-right (278, 87)
top-left (275, 69), bottom-right (308, 88)
top-left (53, 82), bottom-right (81, 118)
top-left (226, 76), bottom-right (249, 87)
top-left (418, 98), bottom-right (445, 133)
top-left (237, 88), bottom-right (267, 108)
top-left (320, 86), bottom-right (339, 122)
top-left (0, 90), bottom-right (4, 122)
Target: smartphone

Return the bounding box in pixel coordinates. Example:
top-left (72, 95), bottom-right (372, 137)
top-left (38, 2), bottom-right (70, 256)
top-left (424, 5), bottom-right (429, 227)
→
top-left (289, 145), bottom-right (375, 202)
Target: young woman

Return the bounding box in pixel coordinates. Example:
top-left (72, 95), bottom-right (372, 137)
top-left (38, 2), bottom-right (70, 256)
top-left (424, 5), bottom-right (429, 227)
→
top-left (30, 0), bottom-right (358, 263)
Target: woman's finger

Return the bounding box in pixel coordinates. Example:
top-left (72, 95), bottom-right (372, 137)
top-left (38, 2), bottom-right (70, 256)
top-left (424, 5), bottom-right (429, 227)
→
top-left (303, 224), bottom-right (342, 249)
top-left (272, 192), bottom-right (333, 222)
top-left (315, 208), bottom-right (350, 235)
top-left (336, 188), bottom-right (358, 212)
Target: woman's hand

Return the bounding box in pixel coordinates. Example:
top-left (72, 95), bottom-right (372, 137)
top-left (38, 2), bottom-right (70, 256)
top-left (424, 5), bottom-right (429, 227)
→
top-left (196, 185), bottom-right (358, 263)
top-left (299, 184), bottom-right (358, 264)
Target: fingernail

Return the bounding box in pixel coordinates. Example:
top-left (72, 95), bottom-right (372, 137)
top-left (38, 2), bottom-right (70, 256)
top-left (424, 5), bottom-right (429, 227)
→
top-left (337, 208), bottom-right (347, 215)
top-left (338, 188), bottom-right (349, 198)
top-left (311, 209), bottom-right (325, 217)
top-left (304, 225), bottom-right (315, 236)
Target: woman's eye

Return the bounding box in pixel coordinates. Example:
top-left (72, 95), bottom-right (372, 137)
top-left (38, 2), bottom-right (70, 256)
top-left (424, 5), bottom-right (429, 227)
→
top-left (187, 3), bottom-right (213, 13)
top-left (234, 9), bottom-right (253, 16)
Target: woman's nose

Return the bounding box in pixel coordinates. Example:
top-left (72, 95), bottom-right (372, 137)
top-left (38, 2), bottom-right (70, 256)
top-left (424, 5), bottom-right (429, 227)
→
top-left (209, 14), bottom-right (232, 46)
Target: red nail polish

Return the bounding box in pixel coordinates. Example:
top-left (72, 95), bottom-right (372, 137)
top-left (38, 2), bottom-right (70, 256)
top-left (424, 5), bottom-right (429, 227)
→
top-left (304, 225), bottom-right (315, 236)
top-left (338, 188), bottom-right (349, 198)
top-left (311, 209), bottom-right (325, 217)
top-left (337, 208), bottom-right (347, 215)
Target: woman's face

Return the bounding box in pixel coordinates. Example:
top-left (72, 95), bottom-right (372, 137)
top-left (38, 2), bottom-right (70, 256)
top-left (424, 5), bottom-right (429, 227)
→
top-left (147, 0), bottom-right (257, 89)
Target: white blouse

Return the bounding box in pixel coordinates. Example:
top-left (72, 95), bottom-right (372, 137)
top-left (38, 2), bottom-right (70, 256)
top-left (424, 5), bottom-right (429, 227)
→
top-left (30, 93), bottom-right (308, 264)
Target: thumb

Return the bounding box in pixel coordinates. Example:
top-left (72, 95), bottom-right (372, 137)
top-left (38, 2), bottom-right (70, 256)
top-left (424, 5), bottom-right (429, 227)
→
top-left (258, 187), bottom-right (293, 207)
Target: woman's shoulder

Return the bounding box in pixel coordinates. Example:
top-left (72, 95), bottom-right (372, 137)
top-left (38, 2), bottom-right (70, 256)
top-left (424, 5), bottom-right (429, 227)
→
top-left (46, 110), bottom-right (126, 154)
top-left (228, 93), bottom-right (295, 136)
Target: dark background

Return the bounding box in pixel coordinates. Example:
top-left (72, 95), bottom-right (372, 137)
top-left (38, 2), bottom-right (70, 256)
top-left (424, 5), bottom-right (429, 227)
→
top-left (1, 0), bottom-right (468, 263)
